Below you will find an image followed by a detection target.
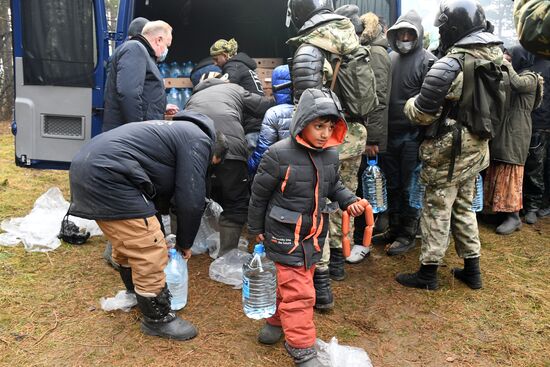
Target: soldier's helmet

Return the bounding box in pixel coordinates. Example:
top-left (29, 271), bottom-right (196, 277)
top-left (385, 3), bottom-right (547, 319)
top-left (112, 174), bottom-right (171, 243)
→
top-left (288, 0), bottom-right (334, 29)
top-left (434, 0), bottom-right (486, 50)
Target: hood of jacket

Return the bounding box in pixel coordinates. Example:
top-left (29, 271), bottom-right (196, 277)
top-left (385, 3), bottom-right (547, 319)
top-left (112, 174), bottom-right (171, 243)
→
top-left (226, 52), bottom-right (257, 70)
top-left (172, 110), bottom-right (216, 143)
top-left (360, 13), bottom-right (387, 47)
top-left (287, 17), bottom-right (359, 55)
top-left (387, 10), bottom-right (424, 55)
top-left (290, 88), bottom-right (347, 151)
top-left (193, 77), bottom-right (227, 93)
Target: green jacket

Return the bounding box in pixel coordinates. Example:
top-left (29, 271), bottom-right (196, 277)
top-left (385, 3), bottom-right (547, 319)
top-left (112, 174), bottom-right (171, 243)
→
top-left (490, 61), bottom-right (543, 165)
top-left (514, 0), bottom-right (550, 58)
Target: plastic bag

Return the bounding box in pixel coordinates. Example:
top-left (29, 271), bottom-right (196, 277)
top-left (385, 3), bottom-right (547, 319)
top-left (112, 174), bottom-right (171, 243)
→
top-left (208, 249), bottom-right (250, 289)
top-left (0, 187), bottom-right (102, 252)
top-left (206, 233), bottom-right (249, 259)
top-left (191, 200), bottom-right (223, 255)
top-left (315, 337), bottom-right (373, 367)
top-left (100, 290), bottom-right (137, 312)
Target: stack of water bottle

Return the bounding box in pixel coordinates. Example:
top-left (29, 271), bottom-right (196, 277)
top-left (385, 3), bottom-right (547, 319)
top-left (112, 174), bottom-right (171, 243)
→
top-left (408, 163), bottom-right (484, 212)
top-left (159, 60), bottom-right (195, 111)
top-left (242, 244), bottom-right (277, 320)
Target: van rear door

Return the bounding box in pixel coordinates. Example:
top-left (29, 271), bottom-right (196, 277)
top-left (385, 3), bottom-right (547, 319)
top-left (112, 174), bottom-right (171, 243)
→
top-left (11, 0), bottom-right (110, 168)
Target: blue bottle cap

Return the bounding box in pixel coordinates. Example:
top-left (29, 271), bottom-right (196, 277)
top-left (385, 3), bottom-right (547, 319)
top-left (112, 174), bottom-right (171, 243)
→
top-left (367, 155), bottom-right (378, 166)
top-left (168, 248), bottom-right (177, 256)
top-left (253, 244), bottom-right (265, 254)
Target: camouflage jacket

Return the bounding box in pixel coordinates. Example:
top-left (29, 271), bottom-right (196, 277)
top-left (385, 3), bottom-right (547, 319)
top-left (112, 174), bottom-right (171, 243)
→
top-left (403, 45), bottom-right (504, 186)
top-left (514, 0), bottom-right (550, 58)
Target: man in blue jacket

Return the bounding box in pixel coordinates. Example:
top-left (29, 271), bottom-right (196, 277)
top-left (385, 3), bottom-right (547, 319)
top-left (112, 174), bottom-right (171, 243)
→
top-left (69, 112), bottom-right (227, 340)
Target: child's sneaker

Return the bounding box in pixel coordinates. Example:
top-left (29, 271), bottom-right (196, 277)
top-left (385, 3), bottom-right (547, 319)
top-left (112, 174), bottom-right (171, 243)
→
top-left (345, 245), bottom-right (370, 264)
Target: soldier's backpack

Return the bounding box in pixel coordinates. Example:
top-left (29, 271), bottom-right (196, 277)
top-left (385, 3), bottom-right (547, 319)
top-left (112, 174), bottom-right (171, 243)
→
top-left (329, 45), bottom-right (379, 118)
top-left (448, 52), bottom-right (510, 139)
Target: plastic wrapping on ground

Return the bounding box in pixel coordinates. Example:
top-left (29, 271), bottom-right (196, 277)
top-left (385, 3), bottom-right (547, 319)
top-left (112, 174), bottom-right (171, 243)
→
top-left (0, 187), bottom-right (102, 252)
top-left (208, 249), bottom-right (250, 289)
top-left (191, 200), bottom-right (223, 255)
top-left (206, 232), bottom-right (249, 259)
top-left (100, 290), bottom-right (138, 312)
top-left (315, 337), bottom-right (373, 367)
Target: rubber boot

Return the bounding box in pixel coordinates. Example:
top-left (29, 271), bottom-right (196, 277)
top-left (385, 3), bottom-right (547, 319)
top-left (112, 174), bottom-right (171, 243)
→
top-left (103, 241), bottom-right (120, 270)
top-left (373, 211), bottom-right (389, 235)
top-left (396, 264), bottom-right (438, 290)
top-left (313, 268), bottom-right (334, 310)
top-left (495, 212), bottom-right (521, 235)
top-left (218, 217), bottom-right (243, 257)
top-left (258, 323), bottom-right (283, 344)
top-left (119, 266), bottom-right (135, 294)
top-left (135, 287), bottom-right (198, 340)
top-left (285, 342), bottom-right (321, 367)
top-left (329, 248), bottom-right (346, 281)
top-left (452, 257), bottom-right (482, 289)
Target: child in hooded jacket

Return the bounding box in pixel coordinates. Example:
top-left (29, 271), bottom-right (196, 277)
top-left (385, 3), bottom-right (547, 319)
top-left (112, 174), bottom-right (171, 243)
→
top-left (247, 88), bottom-right (365, 367)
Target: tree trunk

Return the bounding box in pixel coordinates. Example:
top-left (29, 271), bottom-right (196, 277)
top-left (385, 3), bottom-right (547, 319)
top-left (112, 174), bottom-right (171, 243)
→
top-left (0, 0), bottom-right (14, 121)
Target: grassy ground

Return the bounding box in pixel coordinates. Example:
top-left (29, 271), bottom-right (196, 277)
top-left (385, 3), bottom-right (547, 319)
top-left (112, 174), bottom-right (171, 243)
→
top-left (0, 121), bottom-right (549, 367)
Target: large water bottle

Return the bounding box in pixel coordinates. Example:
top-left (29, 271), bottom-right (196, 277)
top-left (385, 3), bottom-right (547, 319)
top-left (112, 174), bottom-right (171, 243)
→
top-left (361, 156), bottom-right (388, 213)
top-left (180, 88), bottom-right (192, 106)
top-left (471, 174), bottom-right (484, 212)
top-left (242, 244), bottom-right (277, 320)
top-left (164, 248), bottom-right (188, 311)
top-left (158, 63), bottom-right (170, 78)
top-left (182, 61), bottom-right (194, 77)
top-left (167, 88), bottom-right (182, 110)
top-left (409, 163), bottom-right (426, 209)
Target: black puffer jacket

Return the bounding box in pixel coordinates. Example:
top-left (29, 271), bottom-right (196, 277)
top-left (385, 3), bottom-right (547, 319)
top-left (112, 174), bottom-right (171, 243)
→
top-left (387, 10), bottom-right (436, 136)
top-left (103, 35), bottom-right (166, 132)
top-left (185, 78), bottom-right (274, 161)
top-left (248, 89), bottom-right (357, 268)
top-left (69, 113), bottom-right (215, 249)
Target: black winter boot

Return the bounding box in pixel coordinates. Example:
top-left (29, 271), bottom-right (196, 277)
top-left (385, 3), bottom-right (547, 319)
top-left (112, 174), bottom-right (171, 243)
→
top-left (386, 236), bottom-right (416, 256)
top-left (119, 266), bottom-right (135, 294)
top-left (495, 212), bottom-right (521, 235)
top-left (218, 217), bottom-right (243, 257)
top-left (329, 248), bottom-right (346, 281)
top-left (258, 323), bottom-right (283, 344)
top-left (452, 257), bottom-right (482, 289)
top-left (313, 268), bottom-right (334, 310)
top-left (371, 230), bottom-right (395, 246)
top-left (136, 287), bottom-right (198, 340)
top-left (396, 264), bottom-right (438, 290)
top-left (285, 342), bottom-right (321, 367)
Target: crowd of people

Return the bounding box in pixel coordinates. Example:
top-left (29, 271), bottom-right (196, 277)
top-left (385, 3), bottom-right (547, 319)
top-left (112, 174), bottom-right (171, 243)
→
top-left (66, 0), bottom-right (549, 366)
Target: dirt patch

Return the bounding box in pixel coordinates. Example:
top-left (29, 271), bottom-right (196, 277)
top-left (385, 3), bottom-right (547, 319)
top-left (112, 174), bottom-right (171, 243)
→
top-left (0, 125), bottom-right (549, 366)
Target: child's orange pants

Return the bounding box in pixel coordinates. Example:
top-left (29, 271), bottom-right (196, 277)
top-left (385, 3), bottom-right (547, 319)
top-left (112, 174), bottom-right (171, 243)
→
top-left (266, 263), bottom-right (317, 348)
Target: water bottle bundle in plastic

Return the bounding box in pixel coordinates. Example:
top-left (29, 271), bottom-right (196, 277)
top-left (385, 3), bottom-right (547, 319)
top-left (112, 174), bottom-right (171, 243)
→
top-left (242, 244), bottom-right (277, 320)
top-left (361, 155), bottom-right (388, 213)
top-left (471, 174), bottom-right (483, 212)
top-left (164, 248), bottom-right (188, 311)
top-left (409, 163), bottom-right (426, 209)
top-left (167, 88), bottom-right (183, 110)
top-left (169, 61), bottom-right (184, 78)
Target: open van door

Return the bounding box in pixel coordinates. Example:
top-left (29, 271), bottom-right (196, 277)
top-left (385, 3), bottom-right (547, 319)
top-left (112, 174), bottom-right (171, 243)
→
top-left (11, 0), bottom-right (110, 169)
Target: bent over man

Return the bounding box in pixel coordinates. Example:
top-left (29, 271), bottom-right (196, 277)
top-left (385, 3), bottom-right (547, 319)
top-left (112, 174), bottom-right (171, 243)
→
top-left (69, 113), bottom-right (227, 340)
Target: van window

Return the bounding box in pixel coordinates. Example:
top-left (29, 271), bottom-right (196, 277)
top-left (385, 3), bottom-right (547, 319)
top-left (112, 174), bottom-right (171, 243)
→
top-left (20, 0), bottom-right (94, 87)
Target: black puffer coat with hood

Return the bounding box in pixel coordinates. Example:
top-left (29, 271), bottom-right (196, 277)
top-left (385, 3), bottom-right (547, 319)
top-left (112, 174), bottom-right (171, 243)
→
top-left (248, 89), bottom-right (358, 269)
top-left (386, 10), bottom-right (436, 137)
top-left (69, 112), bottom-right (215, 250)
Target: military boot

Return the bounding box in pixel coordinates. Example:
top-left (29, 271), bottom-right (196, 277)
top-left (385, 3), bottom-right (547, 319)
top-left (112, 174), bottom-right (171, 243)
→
top-left (285, 342), bottom-right (321, 367)
top-left (495, 212), bottom-right (521, 235)
top-left (258, 323), bottom-right (283, 345)
top-left (329, 248), bottom-right (346, 281)
top-left (218, 217), bottom-right (244, 257)
top-left (313, 268), bottom-right (334, 310)
top-left (452, 257), bottom-right (482, 289)
top-left (396, 264), bottom-right (438, 290)
top-left (119, 266), bottom-right (135, 294)
top-left (136, 287), bottom-right (197, 340)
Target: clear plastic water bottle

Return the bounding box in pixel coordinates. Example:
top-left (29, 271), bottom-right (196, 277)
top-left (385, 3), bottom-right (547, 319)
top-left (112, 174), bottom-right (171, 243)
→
top-left (471, 174), bottom-right (484, 212)
top-left (180, 88), bottom-right (192, 107)
top-left (242, 244), bottom-right (276, 320)
top-left (169, 61), bottom-right (183, 78)
top-left (164, 248), bottom-right (188, 311)
top-left (182, 61), bottom-right (194, 77)
top-left (361, 155), bottom-right (388, 213)
top-left (409, 163), bottom-right (426, 209)
top-left (167, 88), bottom-right (182, 110)
top-left (158, 63), bottom-right (170, 78)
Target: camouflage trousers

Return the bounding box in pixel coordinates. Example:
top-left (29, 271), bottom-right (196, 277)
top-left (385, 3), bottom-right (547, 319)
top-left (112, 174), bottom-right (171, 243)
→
top-left (420, 176), bottom-right (481, 265)
top-left (318, 122), bottom-right (366, 269)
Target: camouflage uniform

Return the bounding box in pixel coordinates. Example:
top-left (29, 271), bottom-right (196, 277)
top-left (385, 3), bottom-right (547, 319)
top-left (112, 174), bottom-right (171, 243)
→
top-left (403, 45), bottom-right (498, 265)
top-left (514, 0), bottom-right (550, 58)
top-left (288, 19), bottom-right (367, 268)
